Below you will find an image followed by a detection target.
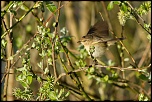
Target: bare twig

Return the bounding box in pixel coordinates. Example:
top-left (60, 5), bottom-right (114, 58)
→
top-left (7, 32), bottom-right (38, 60)
top-left (120, 26), bottom-right (125, 78)
top-left (101, 1), bottom-right (125, 79)
top-left (128, 82), bottom-right (151, 99)
top-left (138, 43), bottom-right (151, 67)
top-left (51, 1), bottom-right (62, 80)
top-left (3, 11), bottom-right (14, 101)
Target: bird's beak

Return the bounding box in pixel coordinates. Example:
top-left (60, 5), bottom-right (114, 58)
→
top-left (77, 40), bottom-right (81, 43)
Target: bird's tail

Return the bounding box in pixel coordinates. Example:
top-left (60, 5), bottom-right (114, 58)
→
top-left (98, 37), bottom-right (126, 46)
top-left (107, 37), bottom-right (125, 46)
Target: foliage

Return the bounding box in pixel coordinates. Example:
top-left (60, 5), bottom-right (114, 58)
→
top-left (1, 1), bottom-right (151, 101)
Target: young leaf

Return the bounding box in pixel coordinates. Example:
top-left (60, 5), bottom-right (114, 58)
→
top-left (121, 3), bottom-right (127, 12)
top-left (27, 75), bottom-right (33, 85)
top-left (138, 74), bottom-right (149, 81)
top-left (107, 1), bottom-right (114, 10)
top-left (46, 1), bottom-right (57, 13)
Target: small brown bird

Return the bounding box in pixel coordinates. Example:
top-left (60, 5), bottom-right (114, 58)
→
top-left (78, 20), bottom-right (125, 58)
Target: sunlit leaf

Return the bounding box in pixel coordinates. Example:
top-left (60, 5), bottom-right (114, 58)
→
top-left (113, 1), bottom-right (121, 5)
top-left (27, 75), bottom-right (33, 85)
top-left (20, 81), bottom-right (28, 88)
top-left (46, 1), bottom-right (57, 13)
top-left (65, 91), bottom-right (70, 97)
top-left (107, 1), bottom-right (114, 10)
top-left (1, 39), bottom-right (7, 47)
top-left (20, 4), bottom-right (29, 11)
top-left (58, 89), bottom-right (63, 98)
top-left (121, 3), bottom-right (127, 12)
top-left (16, 67), bottom-right (26, 71)
top-left (104, 75), bottom-right (109, 81)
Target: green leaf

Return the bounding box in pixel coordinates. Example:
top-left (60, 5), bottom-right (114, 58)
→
top-left (27, 75), bottom-right (33, 85)
top-left (87, 74), bottom-right (93, 79)
top-left (124, 58), bottom-right (129, 62)
top-left (16, 67), bottom-right (26, 71)
top-left (31, 42), bottom-right (36, 48)
top-left (37, 62), bottom-right (42, 68)
top-left (47, 49), bottom-right (52, 56)
top-left (46, 1), bottom-right (57, 13)
top-left (65, 91), bottom-right (70, 97)
top-left (16, 74), bottom-right (25, 81)
top-left (53, 22), bottom-right (56, 27)
top-left (138, 74), bottom-right (149, 81)
top-left (121, 3), bottom-right (127, 12)
top-left (106, 67), bottom-right (111, 71)
top-left (33, 1), bottom-right (42, 8)
top-left (60, 35), bottom-right (72, 46)
top-left (60, 27), bottom-right (69, 35)
top-left (89, 67), bottom-right (95, 73)
top-left (40, 3), bottom-right (45, 12)
top-left (104, 75), bottom-right (109, 81)
top-left (10, 9), bottom-right (17, 16)
top-left (44, 68), bottom-right (49, 75)
top-left (113, 1), bottom-right (121, 5)
top-left (49, 91), bottom-right (57, 100)
top-left (22, 58), bottom-right (27, 64)
top-left (1, 39), bottom-right (7, 47)
top-left (75, 61), bottom-right (80, 67)
top-left (107, 1), bottom-right (114, 10)
top-left (139, 93), bottom-right (149, 101)
top-left (20, 4), bottom-right (29, 11)
top-left (37, 76), bottom-right (42, 83)
top-left (58, 89), bottom-right (63, 98)
top-left (20, 81), bottom-right (28, 88)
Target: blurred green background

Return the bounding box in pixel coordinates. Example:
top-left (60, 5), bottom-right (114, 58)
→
top-left (1, 1), bottom-right (151, 101)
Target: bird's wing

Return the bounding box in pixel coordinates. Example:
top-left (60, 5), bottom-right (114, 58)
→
top-left (87, 20), bottom-right (109, 38)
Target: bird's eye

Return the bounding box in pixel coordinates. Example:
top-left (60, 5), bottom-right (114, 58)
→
top-left (82, 36), bottom-right (85, 38)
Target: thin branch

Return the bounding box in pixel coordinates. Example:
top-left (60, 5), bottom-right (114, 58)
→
top-left (55, 64), bottom-right (151, 84)
top-left (1, 1), bottom-right (14, 17)
top-left (54, 15), bottom-right (92, 102)
top-left (128, 82), bottom-right (151, 99)
top-left (101, 1), bottom-right (125, 79)
top-left (3, 11), bottom-right (14, 101)
top-left (1, 32), bottom-right (37, 83)
top-left (125, 1), bottom-right (151, 35)
top-left (43, 1), bottom-right (69, 27)
top-left (6, 32), bottom-right (38, 60)
top-left (1, 3), bottom-right (37, 39)
top-left (138, 43), bottom-right (151, 67)
top-left (59, 46), bottom-right (92, 100)
top-left (52, 1), bottom-right (62, 80)
top-left (120, 26), bottom-right (125, 79)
